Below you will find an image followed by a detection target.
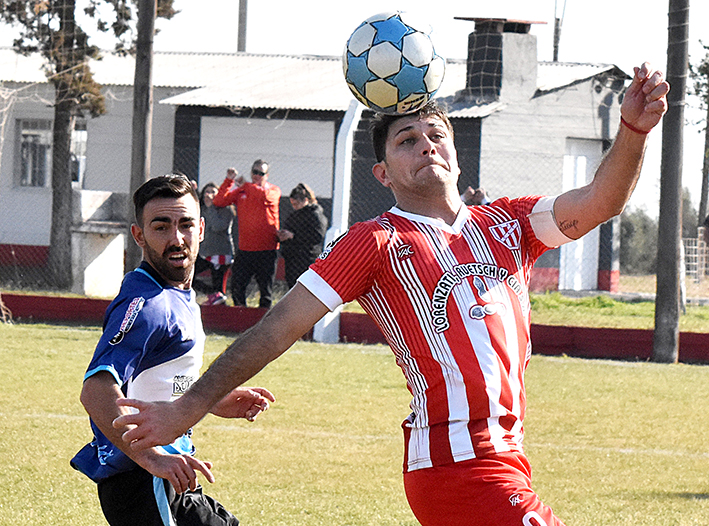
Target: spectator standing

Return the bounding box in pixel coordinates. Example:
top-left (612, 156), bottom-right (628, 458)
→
top-left (277, 183), bottom-right (328, 289)
top-left (213, 161), bottom-right (281, 308)
top-left (196, 183), bottom-right (235, 306)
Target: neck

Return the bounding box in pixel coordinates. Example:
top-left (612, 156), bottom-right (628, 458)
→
top-left (394, 193), bottom-right (463, 226)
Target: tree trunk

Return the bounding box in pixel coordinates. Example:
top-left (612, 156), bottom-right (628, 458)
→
top-left (48, 85), bottom-right (76, 290)
top-left (653, 0), bottom-right (689, 363)
top-left (47, 0), bottom-right (78, 290)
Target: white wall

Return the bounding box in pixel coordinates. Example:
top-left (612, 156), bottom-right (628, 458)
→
top-left (199, 116), bottom-right (335, 197)
top-left (0, 83), bottom-right (182, 246)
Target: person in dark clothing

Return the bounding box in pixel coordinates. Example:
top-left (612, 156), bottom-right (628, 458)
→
top-left (277, 183), bottom-right (328, 289)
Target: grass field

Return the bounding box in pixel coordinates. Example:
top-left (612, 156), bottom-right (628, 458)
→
top-left (2, 322), bottom-right (709, 525)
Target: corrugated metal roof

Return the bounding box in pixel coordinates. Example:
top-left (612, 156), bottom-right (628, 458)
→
top-left (0, 47), bottom-right (627, 114)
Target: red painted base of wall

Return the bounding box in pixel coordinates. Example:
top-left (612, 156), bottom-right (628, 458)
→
top-left (597, 269), bottom-right (620, 293)
top-left (529, 267), bottom-right (559, 292)
top-left (3, 293), bottom-right (708, 363)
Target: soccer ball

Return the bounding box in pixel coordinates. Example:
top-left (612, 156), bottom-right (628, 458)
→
top-left (343, 11), bottom-right (446, 114)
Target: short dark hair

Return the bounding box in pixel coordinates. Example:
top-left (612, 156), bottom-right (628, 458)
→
top-left (370, 101), bottom-right (454, 163)
top-left (133, 174), bottom-right (199, 226)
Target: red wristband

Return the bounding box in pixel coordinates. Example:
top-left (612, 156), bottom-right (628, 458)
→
top-left (621, 116), bottom-right (649, 135)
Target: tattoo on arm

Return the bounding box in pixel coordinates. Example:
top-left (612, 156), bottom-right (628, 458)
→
top-left (559, 219), bottom-right (579, 233)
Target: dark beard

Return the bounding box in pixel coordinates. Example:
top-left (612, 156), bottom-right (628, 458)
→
top-left (145, 244), bottom-right (196, 286)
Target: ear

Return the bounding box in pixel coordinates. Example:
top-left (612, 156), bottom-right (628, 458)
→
top-left (372, 161), bottom-right (391, 188)
top-left (199, 217), bottom-right (205, 243)
top-left (131, 223), bottom-right (145, 248)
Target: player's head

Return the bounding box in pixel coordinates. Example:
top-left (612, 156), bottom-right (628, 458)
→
top-left (370, 101), bottom-right (455, 163)
top-left (133, 174), bottom-right (199, 227)
top-left (370, 101), bottom-right (460, 202)
top-left (131, 174), bottom-right (203, 288)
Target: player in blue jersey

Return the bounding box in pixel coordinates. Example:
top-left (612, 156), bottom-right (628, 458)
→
top-left (71, 174), bottom-right (275, 526)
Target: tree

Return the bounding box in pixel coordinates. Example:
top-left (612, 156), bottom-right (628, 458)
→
top-left (690, 42), bottom-right (709, 228)
top-left (620, 207), bottom-right (658, 275)
top-left (0, 0), bottom-right (175, 289)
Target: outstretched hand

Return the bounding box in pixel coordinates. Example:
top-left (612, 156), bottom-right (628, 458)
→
top-left (620, 62), bottom-right (670, 133)
top-left (209, 386), bottom-right (276, 420)
top-left (114, 398), bottom-right (192, 451)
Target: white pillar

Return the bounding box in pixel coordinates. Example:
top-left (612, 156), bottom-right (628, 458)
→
top-left (313, 100), bottom-right (363, 343)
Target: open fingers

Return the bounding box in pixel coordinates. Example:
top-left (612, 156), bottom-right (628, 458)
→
top-left (185, 455), bottom-right (215, 485)
top-left (249, 386), bottom-right (276, 403)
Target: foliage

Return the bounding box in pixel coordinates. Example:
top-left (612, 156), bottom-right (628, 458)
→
top-left (689, 41), bottom-right (709, 225)
top-left (682, 186), bottom-right (699, 237)
top-left (619, 206), bottom-right (658, 274)
top-left (0, 0), bottom-right (176, 288)
top-left (3, 323), bottom-right (709, 525)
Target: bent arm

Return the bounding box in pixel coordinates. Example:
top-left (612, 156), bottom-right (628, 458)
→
top-left (553, 62), bottom-right (669, 240)
top-left (212, 178), bottom-right (242, 207)
top-left (81, 372), bottom-right (215, 492)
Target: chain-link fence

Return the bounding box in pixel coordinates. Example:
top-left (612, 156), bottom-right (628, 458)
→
top-left (1, 88), bottom-right (705, 308)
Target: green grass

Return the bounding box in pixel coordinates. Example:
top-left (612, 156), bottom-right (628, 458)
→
top-left (343, 291), bottom-right (709, 332)
top-left (529, 292), bottom-right (709, 332)
top-left (2, 323), bottom-right (709, 525)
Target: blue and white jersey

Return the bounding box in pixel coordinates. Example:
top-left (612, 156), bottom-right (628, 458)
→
top-left (71, 262), bottom-right (206, 483)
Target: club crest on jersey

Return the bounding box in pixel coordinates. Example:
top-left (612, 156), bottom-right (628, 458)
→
top-left (489, 220), bottom-right (521, 250)
top-left (109, 296), bottom-right (145, 345)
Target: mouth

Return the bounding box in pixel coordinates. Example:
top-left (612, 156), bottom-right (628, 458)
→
top-left (165, 248), bottom-right (190, 266)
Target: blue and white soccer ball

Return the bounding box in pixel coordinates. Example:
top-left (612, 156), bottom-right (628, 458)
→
top-left (343, 11), bottom-right (446, 114)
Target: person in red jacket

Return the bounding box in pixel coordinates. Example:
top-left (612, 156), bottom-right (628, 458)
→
top-left (213, 160), bottom-right (281, 308)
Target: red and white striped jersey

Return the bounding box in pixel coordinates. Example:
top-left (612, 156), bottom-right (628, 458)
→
top-left (299, 196), bottom-right (554, 473)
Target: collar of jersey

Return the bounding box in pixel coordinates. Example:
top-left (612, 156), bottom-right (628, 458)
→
top-left (135, 261), bottom-right (168, 289)
top-left (389, 203), bottom-right (470, 235)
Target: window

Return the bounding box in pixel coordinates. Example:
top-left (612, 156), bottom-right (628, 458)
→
top-left (17, 119), bottom-right (52, 187)
top-left (15, 118), bottom-right (89, 188)
top-left (71, 119), bottom-right (87, 186)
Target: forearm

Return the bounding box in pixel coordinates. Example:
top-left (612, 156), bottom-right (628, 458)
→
top-left (554, 123), bottom-right (647, 239)
top-left (182, 285), bottom-right (325, 419)
top-left (81, 374), bottom-right (169, 469)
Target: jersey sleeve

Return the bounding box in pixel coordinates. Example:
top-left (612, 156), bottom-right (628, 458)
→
top-left (85, 293), bottom-right (165, 389)
top-left (504, 195), bottom-right (562, 260)
top-left (298, 220), bottom-right (386, 310)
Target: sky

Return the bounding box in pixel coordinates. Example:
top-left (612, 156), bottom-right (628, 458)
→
top-left (4, 0), bottom-right (709, 215)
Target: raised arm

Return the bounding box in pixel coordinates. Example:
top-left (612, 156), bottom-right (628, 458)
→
top-left (114, 283), bottom-right (330, 450)
top-left (553, 62), bottom-right (669, 240)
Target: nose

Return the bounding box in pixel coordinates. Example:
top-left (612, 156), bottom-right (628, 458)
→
top-left (168, 226), bottom-right (185, 247)
top-left (419, 135), bottom-right (437, 156)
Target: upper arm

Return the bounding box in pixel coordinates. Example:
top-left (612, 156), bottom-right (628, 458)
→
top-left (80, 370), bottom-right (124, 426)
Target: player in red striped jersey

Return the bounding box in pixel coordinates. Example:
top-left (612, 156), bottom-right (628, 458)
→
top-left (116, 62), bottom-right (669, 525)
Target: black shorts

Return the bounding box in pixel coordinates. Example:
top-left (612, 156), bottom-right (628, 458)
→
top-left (97, 467), bottom-right (238, 526)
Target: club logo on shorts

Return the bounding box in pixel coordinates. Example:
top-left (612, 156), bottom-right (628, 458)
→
top-left (509, 493), bottom-right (523, 507)
top-left (109, 297), bottom-right (145, 345)
top-left (490, 220), bottom-right (521, 250)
